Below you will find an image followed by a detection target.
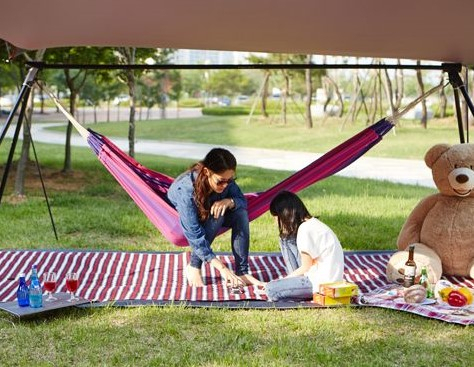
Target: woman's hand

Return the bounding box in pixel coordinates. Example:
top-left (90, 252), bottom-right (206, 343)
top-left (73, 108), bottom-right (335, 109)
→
top-left (210, 258), bottom-right (245, 288)
top-left (210, 198), bottom-right (234, 218)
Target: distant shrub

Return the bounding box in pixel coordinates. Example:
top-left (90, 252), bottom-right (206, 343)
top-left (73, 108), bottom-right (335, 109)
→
top-left (432, 103), bottom-right (454, 118)
top-left (178, 98), bottom-right (205, 108)
top-left (202, 106), bottom-right (250, 115)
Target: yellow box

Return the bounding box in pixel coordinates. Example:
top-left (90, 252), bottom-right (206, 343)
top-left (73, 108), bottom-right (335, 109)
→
top-left (319, 281), bottom-right (359, 298)
top-left (313, 293), bottom-right (352, 306)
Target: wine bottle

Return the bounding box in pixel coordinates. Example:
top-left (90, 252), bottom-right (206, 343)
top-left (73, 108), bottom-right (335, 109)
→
top-left (403, 245), bottom-right (416, 288)
top-left (17, 273), bottom-right (29, 307)
top-left (28, 265), bottom-right (43, 308)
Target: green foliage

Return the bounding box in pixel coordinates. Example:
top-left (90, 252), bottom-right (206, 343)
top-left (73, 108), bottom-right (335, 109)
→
top-left (206, 69), bottom-right (258, 97)
top-left (202, 106), bottom-right (250, 115)
top-left (178, 98), bottom-right (204, 108)
top-left (432, 103), bottom-right (455, 118)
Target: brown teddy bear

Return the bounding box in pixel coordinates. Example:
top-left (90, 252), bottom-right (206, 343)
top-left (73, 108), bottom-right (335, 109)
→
top-left (386, 143), bottom-right (474, 284)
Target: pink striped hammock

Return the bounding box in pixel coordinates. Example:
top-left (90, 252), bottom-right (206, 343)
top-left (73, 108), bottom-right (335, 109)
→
top-left (83, 118), bottom-right (394, 246)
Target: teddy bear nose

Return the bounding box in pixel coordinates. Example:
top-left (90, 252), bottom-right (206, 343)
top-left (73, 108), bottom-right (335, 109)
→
top-left (456, 174), bottom-right (469, 184)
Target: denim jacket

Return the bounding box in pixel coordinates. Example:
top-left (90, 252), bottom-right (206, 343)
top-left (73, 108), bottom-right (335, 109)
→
top-left (167, 170), bottom-right (247, 262)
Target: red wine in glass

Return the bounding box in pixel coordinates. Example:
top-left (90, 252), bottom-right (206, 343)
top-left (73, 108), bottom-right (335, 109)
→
top-left (43, 272), bottom-right (57, 301)
top-left (65, 272), bottom-right (79, 302)
top-left (44, 281), bottom-right (56, 292)
top-left (66, 279), bottom-right (78, 292)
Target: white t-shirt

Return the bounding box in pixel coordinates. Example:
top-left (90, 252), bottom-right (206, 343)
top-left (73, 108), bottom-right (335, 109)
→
top-left (296, 217), bottom-right (344, 292)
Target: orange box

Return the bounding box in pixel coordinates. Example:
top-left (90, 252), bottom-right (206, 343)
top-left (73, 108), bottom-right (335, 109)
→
top-left (319, 281), bottom-right (359, 298)
top-left (313, 293), bottom-right (352, 306)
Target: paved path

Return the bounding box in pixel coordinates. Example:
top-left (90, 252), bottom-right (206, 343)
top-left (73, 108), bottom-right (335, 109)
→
top-left (2, 109), bottom-right (436, 188)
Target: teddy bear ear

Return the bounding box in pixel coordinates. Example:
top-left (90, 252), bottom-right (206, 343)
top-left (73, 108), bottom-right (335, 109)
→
top-left (424, 144), bottom-right (451, 168)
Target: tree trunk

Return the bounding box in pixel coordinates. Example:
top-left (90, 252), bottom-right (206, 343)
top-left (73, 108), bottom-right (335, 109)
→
top-left (63, 91), bottom-right (77, 173)
top-left (126, 68), bottom-right (136, 157)
top-left (369, 70), bottom-right (379, 125)
top-left (63, 68), bottom-right (87, 173)
top-left (261, 71), bottom-right (270, 118)
top-left (14, 89), bottom-right (35, 196)
top-left (354, 76), bottom-right (370, 123)
top-left (323, 75), bottom-right (344, 117)
top-left (438, 72), bottom-right (447, 118)
top-left (305, 55), bottom-right (313, 129)
top-left (462, 67), bottom-right (469, 128)
top-left (281, 70), bottom-right (289, 124)
top-left (14, 49), bottom-right (45, 197)
top-left (394, 60), bottom-right (404, 110)
top-left (349, 69), bottom-right (360, 123)
top-left (383, 68), bottom-right (396, 118)
top-left (378, 70), bottom-right (384, 117)
top-left (39, 86), bottom-right (45, 114)
top-left (107, 100), bottom-right (111, 122)
top-left (416, 61), bottom-right (427, 128)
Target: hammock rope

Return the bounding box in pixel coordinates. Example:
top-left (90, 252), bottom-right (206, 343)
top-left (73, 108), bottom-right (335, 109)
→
top-left (38, 81), bottom-right (444, 246)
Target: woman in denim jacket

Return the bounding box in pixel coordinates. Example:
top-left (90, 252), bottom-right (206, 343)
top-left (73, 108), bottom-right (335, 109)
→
top-left (168, 148), bottom-right (263, 288)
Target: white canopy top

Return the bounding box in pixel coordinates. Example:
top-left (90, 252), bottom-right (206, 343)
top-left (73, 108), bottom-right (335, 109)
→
top-left (0, 0), bottom-right (472, 64)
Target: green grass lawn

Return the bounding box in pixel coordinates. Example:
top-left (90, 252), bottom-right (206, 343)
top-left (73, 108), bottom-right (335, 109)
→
top-left (0, 115), bottom-right (471, 366)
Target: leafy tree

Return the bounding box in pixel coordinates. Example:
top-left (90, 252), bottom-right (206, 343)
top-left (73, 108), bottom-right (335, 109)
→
top-left (80, 74), bottom-right (105, 123)
top-left (0, 45), bottom-right (22, 102)
top-left (138, 71), bottom-right (161, 120)
top-left (114, 48), bottom-right (174, 157)
top-left (168, 70), bottom-right (183, 117)
top-left (44, 47), bottom-right (116, 172)
top-left (247, 54), bottom-right (271, 118)
top-left (0, 46), bottom-right (46, 198)
top-left (181, 69), bottom-right (206, 98)
top-left (206, 69), bottom-right (247, 97)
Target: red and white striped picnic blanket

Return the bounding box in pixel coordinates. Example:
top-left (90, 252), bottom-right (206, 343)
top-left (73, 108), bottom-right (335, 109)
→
top-left (1, 249), bottom-right (473, 324)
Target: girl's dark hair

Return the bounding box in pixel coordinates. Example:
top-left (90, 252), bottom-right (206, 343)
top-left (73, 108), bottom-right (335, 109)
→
top-left (192, 148), bottom-right (237, 221)
top-left (270, 191), bottom-right (312, 238)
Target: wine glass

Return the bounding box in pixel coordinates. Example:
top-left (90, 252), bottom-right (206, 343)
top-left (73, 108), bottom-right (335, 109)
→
top-left (65, 272), bottom-right (79, 302)
top-left (43, 271), bottom-right (57, 301)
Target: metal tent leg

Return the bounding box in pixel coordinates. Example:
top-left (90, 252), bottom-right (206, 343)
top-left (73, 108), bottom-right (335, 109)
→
top-left (0, 68), bottom-right (38, 204)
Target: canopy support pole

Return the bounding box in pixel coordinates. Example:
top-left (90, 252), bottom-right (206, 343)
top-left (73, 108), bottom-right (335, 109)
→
top-left (445, 63), bottom-right (473, 143)
top-left (0, 67), bottom-right (59, 241)
top-left (0, 67), bottom-right (38, 202)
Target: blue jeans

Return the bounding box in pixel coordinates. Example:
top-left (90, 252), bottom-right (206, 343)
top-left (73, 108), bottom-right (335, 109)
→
top-left (266, 236), bottom-right (313, 302)
top-left (265, 275), bottom-right (313, 302)
top-left (279, 236), bottom-right (300, 274)
top-left (190, 207), bottom-right (250, 276)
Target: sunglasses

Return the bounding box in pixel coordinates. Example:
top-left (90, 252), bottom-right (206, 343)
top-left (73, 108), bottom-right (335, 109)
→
top-left (212, 175), bottom-right (236, 186)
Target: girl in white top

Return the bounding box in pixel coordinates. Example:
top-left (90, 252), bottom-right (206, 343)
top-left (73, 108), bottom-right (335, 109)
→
top-left (265, 191), bottom-right (344, 302)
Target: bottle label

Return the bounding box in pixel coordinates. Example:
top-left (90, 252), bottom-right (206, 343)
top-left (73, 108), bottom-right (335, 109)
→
top-left (404, 265), bottom-right (416, 277)
top-left (403, 265), bottom-right (416, 287)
